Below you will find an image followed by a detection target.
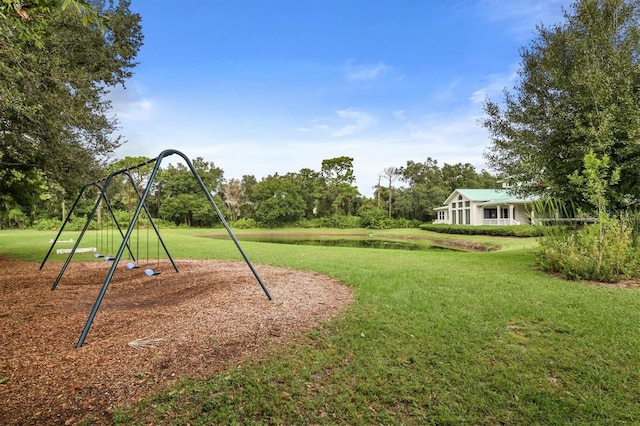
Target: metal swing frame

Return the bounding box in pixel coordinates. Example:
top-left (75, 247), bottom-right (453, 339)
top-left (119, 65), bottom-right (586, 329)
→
top-left (41, 170), bottom-right (176, 290)
top-left (41, 149), bottom-right (272, 348)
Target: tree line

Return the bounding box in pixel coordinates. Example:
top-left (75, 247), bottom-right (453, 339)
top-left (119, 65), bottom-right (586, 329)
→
top-left (12, 154), bottom-right (500, 229)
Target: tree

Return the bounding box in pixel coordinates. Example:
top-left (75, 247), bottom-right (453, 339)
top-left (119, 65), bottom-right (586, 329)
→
top-left (251, 174), bottom-right (306, 226)
top-left (395, 158), bottom-right (499, 221)
top-left (482, 0), bottom-right (640, 210)
top-left (0, 0), bottom-right (143, 227)
top-left (0, 0), bottom-right (105, 47)
top-left (320, 156), bottom-right (359, 215)
top-left (295, 168), bottom-right (324, 219)
top-left (441, 163), bottom-right (491, 193)
top-left (239, 174), bottom-right (258, 218)
top-left (220, 178), bottom-right (244, 221)
top-left (382, 167), bottom-right (400, 218)
top-left (158, 159), bottom-right (225, 226)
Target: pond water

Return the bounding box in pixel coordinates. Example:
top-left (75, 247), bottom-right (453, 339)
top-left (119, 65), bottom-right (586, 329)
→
top-left (203, 235), bottom-right (456, 252)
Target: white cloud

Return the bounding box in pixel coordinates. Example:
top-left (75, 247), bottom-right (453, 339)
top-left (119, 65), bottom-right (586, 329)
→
top-left (115, 106), bottom-right (490, 198)
top-left (470, 68), bottom-right (519, 104)
top-left (332, 109), bottom-right (375, 136)
top-left (393, 109), bottom-right (407, 120)
top-left (305, 108), bottom-right (376, 137)
top-left (108, 84), bottom-right (155, 121)
top-left (345, 60), bottom-right (390, 82)
top-left (477, 0), bottom-right (571, 37)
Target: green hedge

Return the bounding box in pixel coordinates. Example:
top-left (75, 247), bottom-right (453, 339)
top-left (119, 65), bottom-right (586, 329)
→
top-left (419, 223), bottom-right (544, 237)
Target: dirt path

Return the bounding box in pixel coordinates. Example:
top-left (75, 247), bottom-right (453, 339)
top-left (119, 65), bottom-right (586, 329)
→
top-left (0, 257), bottom-right (353, 425)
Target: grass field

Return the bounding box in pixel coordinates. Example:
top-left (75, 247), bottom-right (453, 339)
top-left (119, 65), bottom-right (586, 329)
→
top-left (2, 228), bottom-right (640, 424)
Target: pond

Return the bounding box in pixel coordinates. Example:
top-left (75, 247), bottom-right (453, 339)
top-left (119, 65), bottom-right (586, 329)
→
top-left (201, 234), bottom-right (457, 252)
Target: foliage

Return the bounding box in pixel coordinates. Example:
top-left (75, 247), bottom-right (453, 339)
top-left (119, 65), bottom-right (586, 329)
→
top-left (0, 0), bottom-right (106, 47)
top-left (482, 0), bottom-right (640, 210)
top-left (420, 223), bottom-right (544, 237)
top-left (6, 207), bottom-right (29, 229)
top-left (536, 152), bottom-right (639, 282)
top-left (393, 158), bottom-right (500, 222)
top-left (568, 151), bottom-right (620, 216)
top-left (157, 159), bottom-right (224, 227)
top-left (358, 206), bottom-right (390, 229)
top-left (230, 218), bottom-right (258, 229)
top-left (218, 178), bottom-right (245, 222)
top-left (250, 173), bottom-right (307, 227)
top-left (0, 0), bottom-right (143, 227)
top-left (357, 206), bottom-right (421, 229)
top-left (296, 215), bottom-right (362, 229)
top-left (536, 216), bottom-right (639, 282)
top-left (320, 156), bottom-right (360, 216)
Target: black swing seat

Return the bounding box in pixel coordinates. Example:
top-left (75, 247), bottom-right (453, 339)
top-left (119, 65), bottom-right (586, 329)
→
top-left (94, 253), bottom-right (104, 258)
top-left (104, 256), bottom-right (115, 261)
top-left (126, 262), bottom-right (139, 270)
top-left (144, 268), bottom-right (160, 276)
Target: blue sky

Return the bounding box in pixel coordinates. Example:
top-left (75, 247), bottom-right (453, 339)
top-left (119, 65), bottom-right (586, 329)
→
top-left (110, 0), bottom-right (572, 196)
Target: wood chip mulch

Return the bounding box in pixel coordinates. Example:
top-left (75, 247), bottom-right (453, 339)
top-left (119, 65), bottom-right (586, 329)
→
top-left (0, 257), bottom-right (354, 425)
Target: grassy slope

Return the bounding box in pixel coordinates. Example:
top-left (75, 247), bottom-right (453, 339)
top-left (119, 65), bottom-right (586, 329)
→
top-left (2, 229), bottom-right (640, 424)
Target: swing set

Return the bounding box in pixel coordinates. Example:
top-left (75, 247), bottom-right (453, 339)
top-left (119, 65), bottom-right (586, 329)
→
top-left (41, 149), bottom-right (272, 348)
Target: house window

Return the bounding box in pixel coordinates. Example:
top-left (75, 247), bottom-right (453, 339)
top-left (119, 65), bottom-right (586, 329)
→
top-left (501, 208), bottom-right (509, 218)
top-left (465, 201), bottom-right (470, 207)
top-left (465, 209), bottom-right (471, 224)
top-left (458, 195), bottom-right (463, 200)
top-left (484, 208), bottom-right (497, 219)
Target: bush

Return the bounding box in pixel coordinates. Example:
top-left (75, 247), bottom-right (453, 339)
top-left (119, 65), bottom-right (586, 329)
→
top-left (33, 218), bottom-right (63, 231)
top-left (295, 215), bottom-right (362, 229)
top-left (536, 214), bottom-right (640, 282)
top-left (7, 208), bottom-right (29, 229)
top-left (420, 223), bottom-right (544, 237)
top-left (232, 218), bottom-right (258, 229)
top-left (358, 208), bottom-right (389, 229)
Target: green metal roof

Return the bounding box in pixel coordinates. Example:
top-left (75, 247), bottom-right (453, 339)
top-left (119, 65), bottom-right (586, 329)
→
top-left (456, 189), bottom-right (509, 201)
top-left (444, 189), bottom-right (537, 206)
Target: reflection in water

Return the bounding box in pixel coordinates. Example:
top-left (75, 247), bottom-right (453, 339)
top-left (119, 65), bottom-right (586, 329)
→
top-left (203, 235), bottom-right (456, 251)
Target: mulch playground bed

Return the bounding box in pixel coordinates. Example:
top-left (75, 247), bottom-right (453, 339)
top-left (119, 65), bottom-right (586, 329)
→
top-left (0, 257), bottom-right (353, 425)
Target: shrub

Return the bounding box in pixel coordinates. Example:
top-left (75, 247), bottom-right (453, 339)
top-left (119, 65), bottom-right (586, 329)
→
top-left (358, 207), bottom-right (389, 229)
top-left (33, 218), bottom-right (63, 231)
top-left (536, 214), bottom-right (640, 282)
top-left (295, 215), bottom-right (362, 229)
top-left (232, 218), bottom-right (258, 229)
top-left (7, 208), bottom-right (29, 229)
top-left (420, 223), bottom-right (543, 237)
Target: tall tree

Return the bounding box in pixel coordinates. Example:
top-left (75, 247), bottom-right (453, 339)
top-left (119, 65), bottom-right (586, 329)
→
top-left (220, 178), bottom-right (244, 221)
top-left (397, 158), bottom-right (447, 222)
top-left (320, 156), bottom-right (359, 215)
top-left (382, 166), bottom-right (400, 218)
top-left (251, 173), bottom-right (306, 226)
top-left (239, 174), bottom-right (258, 218)
top-left (158, 159), bottom-right (224, 226)
top-left (482, 0), bottom-right (640, 210)
top-left (295, 167), bottom-right (324, 219)
top-left (0, 0), bottom-right (143, 227)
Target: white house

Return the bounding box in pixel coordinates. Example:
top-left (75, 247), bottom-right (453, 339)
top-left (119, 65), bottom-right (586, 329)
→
top-left (433, 189), bottom-right (538, 226)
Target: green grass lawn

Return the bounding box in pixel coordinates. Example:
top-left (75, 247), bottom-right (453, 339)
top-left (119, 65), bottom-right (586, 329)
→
top-left (2, 228), bottom-right (640, 424)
